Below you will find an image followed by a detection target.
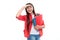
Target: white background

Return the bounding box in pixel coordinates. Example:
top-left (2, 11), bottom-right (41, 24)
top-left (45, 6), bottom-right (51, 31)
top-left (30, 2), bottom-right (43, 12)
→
top-left (0, 0), bottom-right (60, 40)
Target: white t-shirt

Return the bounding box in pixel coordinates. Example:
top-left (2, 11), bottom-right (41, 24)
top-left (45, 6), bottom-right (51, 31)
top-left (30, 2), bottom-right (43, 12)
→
top-left (30, 14), bottom-right (39, 35)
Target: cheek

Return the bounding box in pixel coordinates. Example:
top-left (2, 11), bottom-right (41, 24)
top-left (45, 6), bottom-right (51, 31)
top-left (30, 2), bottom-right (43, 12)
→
top-left (26, 9), bottom-right (29, 12)
top-left (31, 8), bottom-right (33, 11)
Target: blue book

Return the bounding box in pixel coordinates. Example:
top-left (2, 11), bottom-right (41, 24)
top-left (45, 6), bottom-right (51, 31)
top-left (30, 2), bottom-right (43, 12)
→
top-left (32, 18), bottom-right (38, 31)
top-left (32, 18), bottom-right (36, 26)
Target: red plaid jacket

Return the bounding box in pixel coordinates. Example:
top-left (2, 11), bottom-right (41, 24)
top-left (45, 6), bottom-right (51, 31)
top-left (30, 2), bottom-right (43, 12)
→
top-left (16, 13), bottom-right (45, 38)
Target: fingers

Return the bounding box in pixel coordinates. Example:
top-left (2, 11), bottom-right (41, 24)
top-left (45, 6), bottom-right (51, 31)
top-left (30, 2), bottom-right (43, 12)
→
top-left (25, 5), bottom-right (31, 8)
top-left (34, 25), bottom-right (42, 30)
top-left (34, 26), bottom-right (39, 30)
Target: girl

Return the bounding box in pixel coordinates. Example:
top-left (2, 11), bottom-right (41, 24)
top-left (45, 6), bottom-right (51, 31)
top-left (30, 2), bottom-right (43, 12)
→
top-left (16, 3), bottom-right (45, 40)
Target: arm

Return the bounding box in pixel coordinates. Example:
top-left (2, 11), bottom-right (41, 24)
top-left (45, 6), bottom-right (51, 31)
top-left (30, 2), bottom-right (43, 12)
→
top-left (16, 5), bottom-right (31, 21)
top-left (16, 5), bottom-right (31, 17)
top-left (16, 6), bottom-right (26, 17)
top-left (36, 25), bottom-right (45, 29)
top-left (16, 5), bottom-right (30, 21)
top-left (16, 6), bottom-right (26, 21)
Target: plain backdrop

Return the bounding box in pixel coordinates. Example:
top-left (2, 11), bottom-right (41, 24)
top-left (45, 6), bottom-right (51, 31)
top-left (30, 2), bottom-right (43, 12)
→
top-left (0, 0), bottom-right (60, 40)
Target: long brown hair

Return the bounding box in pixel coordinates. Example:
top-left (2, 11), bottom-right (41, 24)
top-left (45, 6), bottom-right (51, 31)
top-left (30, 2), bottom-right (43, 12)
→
top-left (25, 3), bottom-right (36, 32)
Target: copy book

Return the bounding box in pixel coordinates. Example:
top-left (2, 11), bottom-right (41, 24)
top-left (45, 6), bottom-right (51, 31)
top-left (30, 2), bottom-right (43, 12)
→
top-left (32, 14), bottom-right (44, 27)
top-left (35, 14), bottom-right (44, 26)
top-left (32, 18), bottom-right (36, 26)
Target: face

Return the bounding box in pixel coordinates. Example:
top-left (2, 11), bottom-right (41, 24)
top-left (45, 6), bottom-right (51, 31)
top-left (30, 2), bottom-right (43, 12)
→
top-left (26, 5), bottom-right (33, 14)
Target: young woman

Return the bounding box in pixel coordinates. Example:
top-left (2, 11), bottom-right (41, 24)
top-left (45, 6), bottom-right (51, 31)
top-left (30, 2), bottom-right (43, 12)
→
top-left (16, 3), bottom-right (45, 40)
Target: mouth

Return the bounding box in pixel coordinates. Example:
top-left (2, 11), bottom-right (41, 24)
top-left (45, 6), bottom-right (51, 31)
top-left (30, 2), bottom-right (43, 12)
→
top-left (28, 10), bottom-right (32, 13)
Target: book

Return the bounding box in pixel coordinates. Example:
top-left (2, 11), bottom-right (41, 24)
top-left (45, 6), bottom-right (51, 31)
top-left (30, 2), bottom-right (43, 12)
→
top-left (32, 14), bottom-right (44, 27)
